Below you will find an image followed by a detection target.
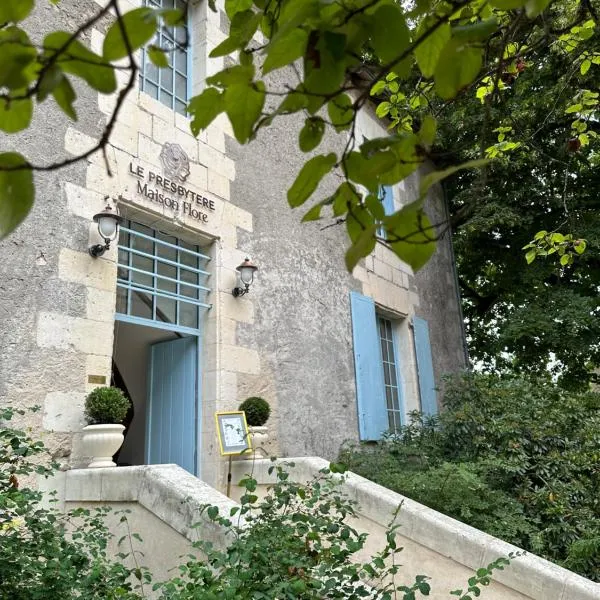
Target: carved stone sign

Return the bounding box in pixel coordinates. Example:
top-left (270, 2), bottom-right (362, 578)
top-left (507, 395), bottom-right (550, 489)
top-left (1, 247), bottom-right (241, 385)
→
top-left (126, 143), bottom-right (216, 224)
top-left (159, 142), bottom-right (190, 183)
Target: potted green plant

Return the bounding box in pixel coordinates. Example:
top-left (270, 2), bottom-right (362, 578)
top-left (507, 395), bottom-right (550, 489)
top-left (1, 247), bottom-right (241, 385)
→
top-left (81, 386), bottom-right (131, 468)
top-left (238, 397), bottom-right (271, 456)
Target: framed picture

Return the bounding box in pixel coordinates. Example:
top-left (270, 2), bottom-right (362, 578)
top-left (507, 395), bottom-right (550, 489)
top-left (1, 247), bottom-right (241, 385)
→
top-left (215, 411), bottom-right (252, 456)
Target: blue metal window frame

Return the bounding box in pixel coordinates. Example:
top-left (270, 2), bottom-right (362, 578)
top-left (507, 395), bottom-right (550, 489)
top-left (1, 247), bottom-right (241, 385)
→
top-left (139, 0), bottom-right (192, 115)
top-left (377, 315), bottom-right (405, 431)
top-left (116, 220), bottom-right (211, 334)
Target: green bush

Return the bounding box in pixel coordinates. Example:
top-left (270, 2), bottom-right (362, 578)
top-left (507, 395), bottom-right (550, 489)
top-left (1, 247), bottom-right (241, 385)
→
top-left (0, 407), bottom-right (148, 599)
top-left (84, 386), bottom-right (131, 425)
top-left (239, 396), bottom-right (271, 426)
top-left (339, 373), bottom-right (600, 581)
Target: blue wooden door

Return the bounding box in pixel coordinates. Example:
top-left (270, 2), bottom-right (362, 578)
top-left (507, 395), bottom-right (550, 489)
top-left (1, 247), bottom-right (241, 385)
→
top-left (146, 336), bottom-right (197, 474)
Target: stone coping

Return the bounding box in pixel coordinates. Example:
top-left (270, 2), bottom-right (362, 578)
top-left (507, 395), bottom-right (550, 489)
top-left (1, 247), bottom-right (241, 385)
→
top-left (65, 464), bottom-right (243, 548)
top-left (230, 457), bottom-right (600, 600)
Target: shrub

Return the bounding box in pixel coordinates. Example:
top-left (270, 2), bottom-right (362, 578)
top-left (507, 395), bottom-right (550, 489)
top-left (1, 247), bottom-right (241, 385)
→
top-left (339, 373), bottom-right (600, 581)
top-left (238, 396), bottom-right (271, 426)
top-left (84, 386), bottom-right (131, 425)
top-left (0, 407), bottom-right (148, 599)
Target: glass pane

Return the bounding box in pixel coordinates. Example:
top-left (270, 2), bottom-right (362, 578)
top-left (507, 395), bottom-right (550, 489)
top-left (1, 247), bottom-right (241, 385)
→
top-left (380, 336), bottom-right (388, 363)
top-left (131, 290), bottom-right (153, 320)
top-left (180, 266), bottom-right (198, 285)
top-left (116, 287), bottom-right (128, 315)
top-left (175, 100), bottom-right (187, 116)
top-left (176, 72), bottom-right (187, 100)
top-left (161, 67), bottom-right (174, 91)
top-left (160, 89), bottom-right (173, 108)
top-left (156, 296), bottom-right (176, 324)
top-left (175, 48), bottom-right (187, 75)
top-left (156, 232), bottom-right (177, 261)
top-left (145, 81), bottom-right (159, 99)
top-left (175, 25), bottom-right (187, 46)
top-left (385, 387), bottom-right (393, 411)
top-left (389, 357), bottom-right (398, 387)
top-left (145, 59), bottom-right (159, 85)
top-left (157, 262), bottom-right (177, 292)
top-left (179, 301), bottom-right (198, 329)
top-left (132, 254), bottom-right (154, 287)
top-left (180, 284), bottom-right (198, 300)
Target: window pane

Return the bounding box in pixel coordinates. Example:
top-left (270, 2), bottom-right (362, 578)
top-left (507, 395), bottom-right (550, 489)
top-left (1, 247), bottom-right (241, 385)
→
top-left (156, 296), bottom-right (176, 324)
top-left (157, 262), bottom-right (177, 293)
top-left (179, 301), bottom-right (198, 329)
top-left (175, 47), bottom-right (187, 72)
top-left (132, 255), bottom-right (154, 287)
top-left (180, 284), bottom-right (198, 300)
top-left (145, 81), bottom-right (159, 99)
top-left (175, 99), bottom-right (187, 115)
top-left (175, 73), bottom-right (187, 100)
top-left (144, 57), bottom-right (159, 85)
top-left (160, 89), bottom-right (173, 108)
top-left (162, 67), bottom-right (174, 91)
top-left (131, 290), bottom-right (153, 319)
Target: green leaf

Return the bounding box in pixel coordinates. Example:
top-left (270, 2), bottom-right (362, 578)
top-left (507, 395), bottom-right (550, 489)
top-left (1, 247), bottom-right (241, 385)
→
top-left (489, 0), bottom-right (526, 8)
top-left (370, 80), bottom-right (387, 96)
top-left (434, 40), bottom-right (482, 100)
top-left (0, 0), bottom-right (34, 23)
top-left (452, 18), bottom-right (498, 42)
top-left (45, 32), bottom-right (117, 94)
top-left (0, 152), bottom-right (34, 240)
top-left (328, 94), bottom-right (353, 132)
top-left (525, 0), bottom-right (552, 18)
top-left (419, 114), bottom-right (437, 146)
top-left (206, 64), bottom-right (254, 87)
top-left (345, 150), bottom-right (400, 189)
top-left (580, 59), bottom-right (591, 75)
top-left (37, 65), bottom-right (64, 102)
top-left (148, 45), bottom-right (169, 68)
top-left (0, 27), bottom-right (37, 90)
top-left (0, 96), bottom-right (33, 133)
top-left (161, 8), bottom-right (186, 26)
top-left (420, 159), bottom-right (488, 196)
top-left (188, 88), bottom-right (224, 136)
top-left (385, 201), bottom-right (437, 271)
top-left (103, 8), bottom-right (158, 61)
top-left (299, 117), bottom-right (325, 152)
top-left (333, 182), bottom-right (359, 216)
top-left (525, 249), bottom-right (536, 264)
top-left (210, 10), bottom-right (261, 58)
top-left (369, 4), bottom-right (410, 64)
top-left (263, 28), bottom-right (308, 74)
top-left (224, 0), bottom-right (253, 19)
top-left (302, 203), bottom-right (324, 222)
top-left (560, 253), bottom-right (570, 266)
top-left (415, 20), bottom-right (451, 78)
top-left (288, 153), bottom-right (337, 208)
top-left (52, 75), bottom-right (77, 120)
top-left (346, 226), bottom-right (377, 271)
top-left (224, 81), bottom-right (265, 143)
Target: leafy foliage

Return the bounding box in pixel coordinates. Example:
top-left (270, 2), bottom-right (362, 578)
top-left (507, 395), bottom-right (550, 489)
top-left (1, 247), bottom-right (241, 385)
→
top-left (238, 396), bottom-right (271, 426)
top-left (84, 386), bottom-right (131, 425)
top-left (154, 460), bottom-right (517, 599)
top-left (4, 0), bottom-right (595, 281)
top-left (0, 407), bottom-right (148, 598)
top-left (339, 374), bottom-right (600, 581)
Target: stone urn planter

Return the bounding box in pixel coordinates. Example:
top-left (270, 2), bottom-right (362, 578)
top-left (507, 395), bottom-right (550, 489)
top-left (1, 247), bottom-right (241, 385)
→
top-left (82, 424), bottom-right (126, 468)
top-left (249, 425), bottom-right (269, 457)
top-left (238, 396), bottom-right (271, 458)
top-left (82, 386), bottom-right (131, 468)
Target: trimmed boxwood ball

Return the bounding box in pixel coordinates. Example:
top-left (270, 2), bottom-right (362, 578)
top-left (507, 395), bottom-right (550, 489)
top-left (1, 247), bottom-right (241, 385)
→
top-left (84, 386), bottom-right (131, 425)
top-left (238, 396), bottom-right (270, 427)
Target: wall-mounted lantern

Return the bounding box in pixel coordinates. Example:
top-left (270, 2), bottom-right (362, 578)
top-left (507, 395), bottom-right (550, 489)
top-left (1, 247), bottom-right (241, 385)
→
top-left (232, 257), bottom-right (258, 297)
top-left (89, 198), bottom-right (123, 258)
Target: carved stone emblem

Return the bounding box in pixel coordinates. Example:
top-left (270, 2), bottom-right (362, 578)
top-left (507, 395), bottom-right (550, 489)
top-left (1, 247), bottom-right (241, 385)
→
top-left (159, 142), bottom-right (190, 183)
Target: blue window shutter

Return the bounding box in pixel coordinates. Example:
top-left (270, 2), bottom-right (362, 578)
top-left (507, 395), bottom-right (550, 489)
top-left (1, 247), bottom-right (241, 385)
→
top-left (413, 316), bottom-right (438, 416)
top-left (381, 185), bottom-right (394, 215)
top-left (350, 292), bottom-right (388, 440)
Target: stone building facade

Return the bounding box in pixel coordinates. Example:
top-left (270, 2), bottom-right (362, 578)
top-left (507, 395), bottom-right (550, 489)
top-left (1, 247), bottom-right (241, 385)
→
top-left (0, 0), bottom-right (466, 490)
